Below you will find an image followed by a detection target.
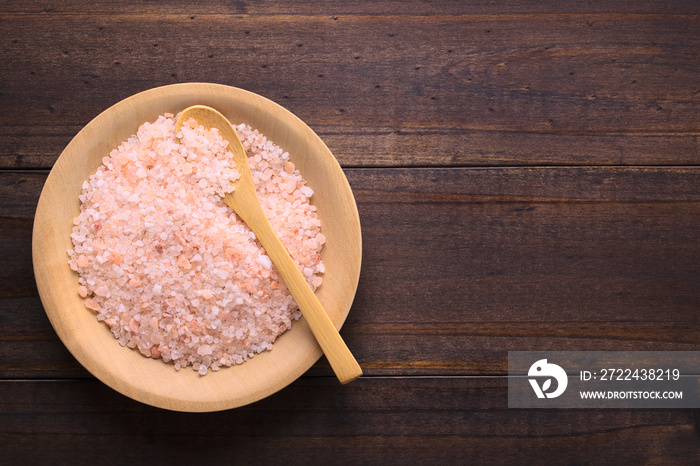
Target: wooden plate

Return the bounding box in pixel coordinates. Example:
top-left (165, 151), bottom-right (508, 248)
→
top-left (32, 83), bottom-right (362, 412)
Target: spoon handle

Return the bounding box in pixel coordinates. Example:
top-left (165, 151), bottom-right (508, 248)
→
top-left (226, 192), bottom-right (363, 384)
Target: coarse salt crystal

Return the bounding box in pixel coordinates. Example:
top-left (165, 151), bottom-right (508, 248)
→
top-left (256, 254), bottom-right (272, 270)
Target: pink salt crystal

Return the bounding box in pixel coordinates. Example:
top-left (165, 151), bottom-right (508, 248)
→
top-left (200, 290), bottom-right (213, 300)
top-left (77, 255), bottom-right (89, 268)
top-left (84, 299), bottom-right (100, 313)
top-left (149, 316), bottom-right (159, 329)
top-left (256, 254), bottom-right (272, 270)
top-left (105, 318), bottom-right (117, 327)
top-left (284, 161), bottom-right (295, 174)
top-left (312, 276), bottom-right (322, 288)
top-left (129, 277), bottom-right (141, 287)
top-left (176, 255), bottom-right (192, 269)
top-left (78, 286), bottom-right (88, 298)
top-left (129, 318), bottom-right (140, 334)
top-left (108, 252), bottom-right (123, 265)
top-left (197, 345), bottom-right (213, 356)
top-left (175, 230), bottom-right (187, 246)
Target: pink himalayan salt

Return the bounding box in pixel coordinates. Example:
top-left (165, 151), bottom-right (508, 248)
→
top-left (67, 113), bottom-right (324, 375)
top-left (84, 299), bottom-right (100, 313)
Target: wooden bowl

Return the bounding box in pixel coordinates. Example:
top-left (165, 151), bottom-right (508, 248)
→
top-left (32, 83), bottom-right (362, 412)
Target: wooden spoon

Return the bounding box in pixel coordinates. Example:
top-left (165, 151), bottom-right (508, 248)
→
top-left (175, 105), bottom-right (362, 384)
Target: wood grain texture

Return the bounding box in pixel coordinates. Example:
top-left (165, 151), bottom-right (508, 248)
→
top-left (5, 126), bottom-right (700, 169)
top-left (3, 0), bottom-right (700, 15)
top-left (1, 11), bottom-right (699, 167)
top-left (3, 168), bottom-right (698, 377)
top-left (0, 378), bottom-right (698, 464)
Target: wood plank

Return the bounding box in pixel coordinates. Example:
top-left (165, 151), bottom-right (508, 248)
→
top-left (3, 0), bottom-right (700, 15)
top-left (4, 125), bottom-right (700, 169)
top-left (0, 126), bottom-right (77, 170)
top-left (3, 168), bottom-right (699, 377)
top-left (1, 14), bottom-right (699, 167)
top-left (0, 378), bottom-right (698, 464)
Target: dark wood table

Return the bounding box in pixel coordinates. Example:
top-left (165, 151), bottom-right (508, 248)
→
top-left (2, 1), bottom-right (699, 463)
